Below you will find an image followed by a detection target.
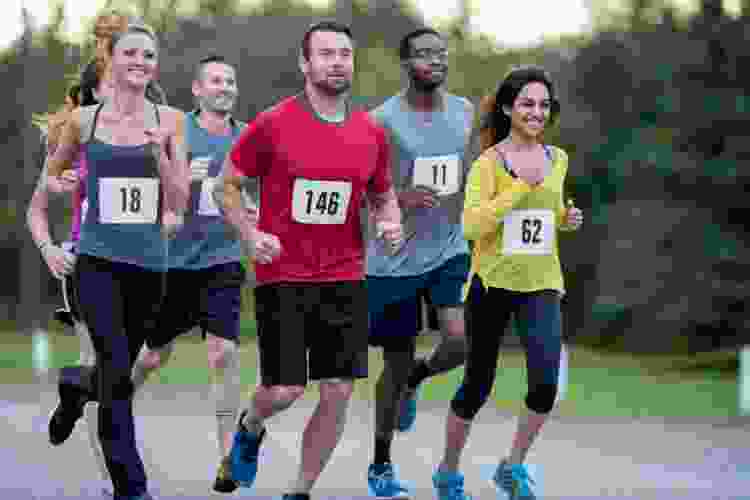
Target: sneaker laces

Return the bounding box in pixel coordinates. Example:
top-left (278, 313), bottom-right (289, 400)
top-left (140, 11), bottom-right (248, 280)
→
top-left (439, 475), bottom-right (466, 498)
top-left (509, 464), bottom-right (536, 497)
top-left (371, 466), bottom-right (398, 491)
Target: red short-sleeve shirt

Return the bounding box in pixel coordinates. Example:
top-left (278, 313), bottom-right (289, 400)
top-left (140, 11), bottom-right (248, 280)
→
top-left (230, 94), bottom-right (392, 285)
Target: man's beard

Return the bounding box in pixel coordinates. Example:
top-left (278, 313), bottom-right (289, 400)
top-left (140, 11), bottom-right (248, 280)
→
top-left (410, 69), bottom-right (446, 93)
top-left (312, 76), bottom-right (352, 97)
top-left (200, 94), bottom-right (236, 114)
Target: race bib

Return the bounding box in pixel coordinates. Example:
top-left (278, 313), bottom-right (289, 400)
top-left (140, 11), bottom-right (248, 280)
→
top-left (98, 177), bottom-right (159, 224)
top-left (291, 179), bottom-right (352, 225)
top-left (413, 154), bottom-right (461, 196)
top-left (198, 177), bottom-right (221, 216)
top-left (502, 209), bottom-right (554, 255)
top-left (190, 156), bottom-right (211, 181)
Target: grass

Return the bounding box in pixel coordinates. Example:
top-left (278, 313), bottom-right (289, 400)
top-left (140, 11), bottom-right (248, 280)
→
top-left (1, 329), bottom-right (741, 418)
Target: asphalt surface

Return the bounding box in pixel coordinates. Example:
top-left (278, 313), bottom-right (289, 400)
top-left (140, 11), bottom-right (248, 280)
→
top-left (2, 378), bottom-right (749, 500)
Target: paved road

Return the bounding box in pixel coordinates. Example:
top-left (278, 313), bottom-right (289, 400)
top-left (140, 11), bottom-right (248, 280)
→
top-left (2, 381), bottom-right (749, 499)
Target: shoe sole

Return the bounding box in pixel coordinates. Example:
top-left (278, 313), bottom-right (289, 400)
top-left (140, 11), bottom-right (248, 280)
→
top-left (212, 478), bottom-right (238, 494)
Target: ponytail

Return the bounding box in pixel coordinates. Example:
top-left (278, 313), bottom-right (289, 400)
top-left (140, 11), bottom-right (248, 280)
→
top-left (478, 92), bottom-right (499, 152)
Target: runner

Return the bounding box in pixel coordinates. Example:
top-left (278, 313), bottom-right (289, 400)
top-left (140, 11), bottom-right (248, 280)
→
top-left (431, 66), bottom-right (583, 500)
top-left (45, 22), bottom-right (188, 500)
top-left (40, 12), bottom-right (169, 496)
top-left (128, 53), bottom-right (248, 494)
top-left (29, 60), bottom-right (121, 495)
top-left (364, 28), bottom-right (474, 499)
top-left (213, 20), bottom-right (403, 500)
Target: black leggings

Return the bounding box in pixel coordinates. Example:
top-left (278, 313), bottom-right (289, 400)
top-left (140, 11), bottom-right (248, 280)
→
top-left (451, 275), bottom-right (562, 420)
top-left (74, 255), bottom-right (165, 498)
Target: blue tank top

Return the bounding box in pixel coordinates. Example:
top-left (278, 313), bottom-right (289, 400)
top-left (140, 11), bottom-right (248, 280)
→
top-left (167, 111), bottom-right (244, 270)
top-left (77, 103), bottom-right (167, 271)
top-left (366, 94), bottom-right (471, 277)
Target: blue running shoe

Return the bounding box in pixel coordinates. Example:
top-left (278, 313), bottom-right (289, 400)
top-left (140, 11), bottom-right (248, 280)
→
top-left (229, 410), bottom-right (266, 489)
top-left (492, 459), bottom-right (536, 499)
top-left (432, 469), bottom-right (472, 500)
top-left (367, 463), bottom-right (410, 498)
top-left (396, 386), bottom-right (419, 433)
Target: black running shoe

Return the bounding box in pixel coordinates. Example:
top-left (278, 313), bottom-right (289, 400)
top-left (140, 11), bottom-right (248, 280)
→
top-left (48, 378), bottom-right (87, 445)
top-left (212, 455), bottom-right (238, 493)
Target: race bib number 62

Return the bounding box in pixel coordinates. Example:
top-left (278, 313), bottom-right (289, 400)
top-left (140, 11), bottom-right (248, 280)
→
top-left (291, 179), bottom-right (352, 224)
top-left (99, 177), bottom-right (159, 224)
top-left (502, 209), bottom-right (554, 255)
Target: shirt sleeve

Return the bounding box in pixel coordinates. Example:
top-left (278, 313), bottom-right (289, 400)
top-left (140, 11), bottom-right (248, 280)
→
top-left (229, 114), bottom-right (270, 179)
top-left (463, 153), bottom-right (531, 241)
top-left (368, 124), bottom-right (393, 195)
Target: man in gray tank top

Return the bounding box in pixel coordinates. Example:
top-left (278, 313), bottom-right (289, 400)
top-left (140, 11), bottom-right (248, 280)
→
top-left (365, 28), bottom-right (476, 499)
top-left (127, 54), bottom-right (250, 494)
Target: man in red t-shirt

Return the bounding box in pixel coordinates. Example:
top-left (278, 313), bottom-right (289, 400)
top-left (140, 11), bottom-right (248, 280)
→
top-left (214, 20), bottom-right (403, 500)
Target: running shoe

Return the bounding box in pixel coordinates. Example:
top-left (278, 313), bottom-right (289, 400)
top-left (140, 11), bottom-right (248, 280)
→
top-left (367, 462), bottom-right (410, 498)
top-left (48, 370), bottom-right (88, 445)
top-left (212, 455), bottom-right (238, 493)
top-left (492, 459), bottom-right (537, 499)
top-left (229, 410), bottom-right (266, 488)
top-left (432, 469), bottom-right (472, 500)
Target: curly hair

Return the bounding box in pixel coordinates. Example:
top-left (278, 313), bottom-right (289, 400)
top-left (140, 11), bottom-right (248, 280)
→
top-left (478, 65), bottom-right (561, 151)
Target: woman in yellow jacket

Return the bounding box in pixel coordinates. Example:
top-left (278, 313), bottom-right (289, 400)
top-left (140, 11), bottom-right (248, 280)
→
top-left (431, 66), bottom-right (583, 500)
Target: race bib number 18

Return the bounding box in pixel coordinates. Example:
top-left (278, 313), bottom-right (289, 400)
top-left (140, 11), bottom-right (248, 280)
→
top-left (413, 154), bottom-right (460, 196)
top-left (99, 177), bottom-right (159, 224)
top-left (291, 179), bottom-right (352, 224)
top-left (502, 209), bottom-right (554, 255)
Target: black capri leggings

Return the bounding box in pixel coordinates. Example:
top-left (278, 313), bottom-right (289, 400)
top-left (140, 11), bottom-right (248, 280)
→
top-left (450, 274), bottom-right (562, 420)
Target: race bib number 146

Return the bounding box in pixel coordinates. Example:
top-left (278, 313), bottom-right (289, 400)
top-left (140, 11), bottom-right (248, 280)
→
top-left (291, 179), bottom-right (352, 225)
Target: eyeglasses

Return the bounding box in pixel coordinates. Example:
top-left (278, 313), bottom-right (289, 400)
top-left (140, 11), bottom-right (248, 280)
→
top-left (411, 49), bottom-right (449, 61)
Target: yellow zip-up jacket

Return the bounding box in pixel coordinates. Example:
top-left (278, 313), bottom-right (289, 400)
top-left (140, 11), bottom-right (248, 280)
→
top-left (462, 145), bottom-right (575, 300)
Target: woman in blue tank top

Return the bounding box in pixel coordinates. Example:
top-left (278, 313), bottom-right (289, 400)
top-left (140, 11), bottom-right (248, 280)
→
top-left (46, 23), bottom-right (188, 500)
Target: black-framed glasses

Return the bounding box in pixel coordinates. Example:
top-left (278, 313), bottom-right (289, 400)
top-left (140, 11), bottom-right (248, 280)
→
top-left (411, 48), bottom-right (449, 61)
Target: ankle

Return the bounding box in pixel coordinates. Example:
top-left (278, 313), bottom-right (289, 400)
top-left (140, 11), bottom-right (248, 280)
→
top-left (437, 461), bottom-right (459, 474)
top-left (373, 434), bottom-right (392, 465)
top-left (407, 359), bottom-right (430, 389)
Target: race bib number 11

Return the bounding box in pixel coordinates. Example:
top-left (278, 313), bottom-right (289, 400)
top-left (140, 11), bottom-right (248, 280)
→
top-left (413, 154), bottom-right (461, 196)
top-left (291, 179), bottom-right (352, 224)
top-left (99, 177), bottom-right (159, 224)
top-left (502, 209), bottom-right (554, 255)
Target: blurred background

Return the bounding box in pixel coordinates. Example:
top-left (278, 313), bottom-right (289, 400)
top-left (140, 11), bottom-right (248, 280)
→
top-left (2, 0), bottom-right (748, 417)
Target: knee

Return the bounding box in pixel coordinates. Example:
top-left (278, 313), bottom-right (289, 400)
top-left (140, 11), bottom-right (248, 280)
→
top-left (139, 348), bottom-right (164, 371)
top-left (208, 338), bottom-right (239, 371)
top-left (266, 384), bottom-right (306, 406)
top-left (319, 379), bottom-right (354, 403)
top-left (525, 383), bottom-right (557, 414)
top-left (441, 316), bottom-right (467, 343)
top-left (450, 379), bottom-right (492, 421)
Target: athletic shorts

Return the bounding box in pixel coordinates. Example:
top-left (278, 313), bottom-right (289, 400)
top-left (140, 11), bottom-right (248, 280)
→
top-left (254, 280), bottom-right (368, 386)
top-left (146, 261), bottom-right (245, 349)
top-left (368, 253), bottom-right (470, 349)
